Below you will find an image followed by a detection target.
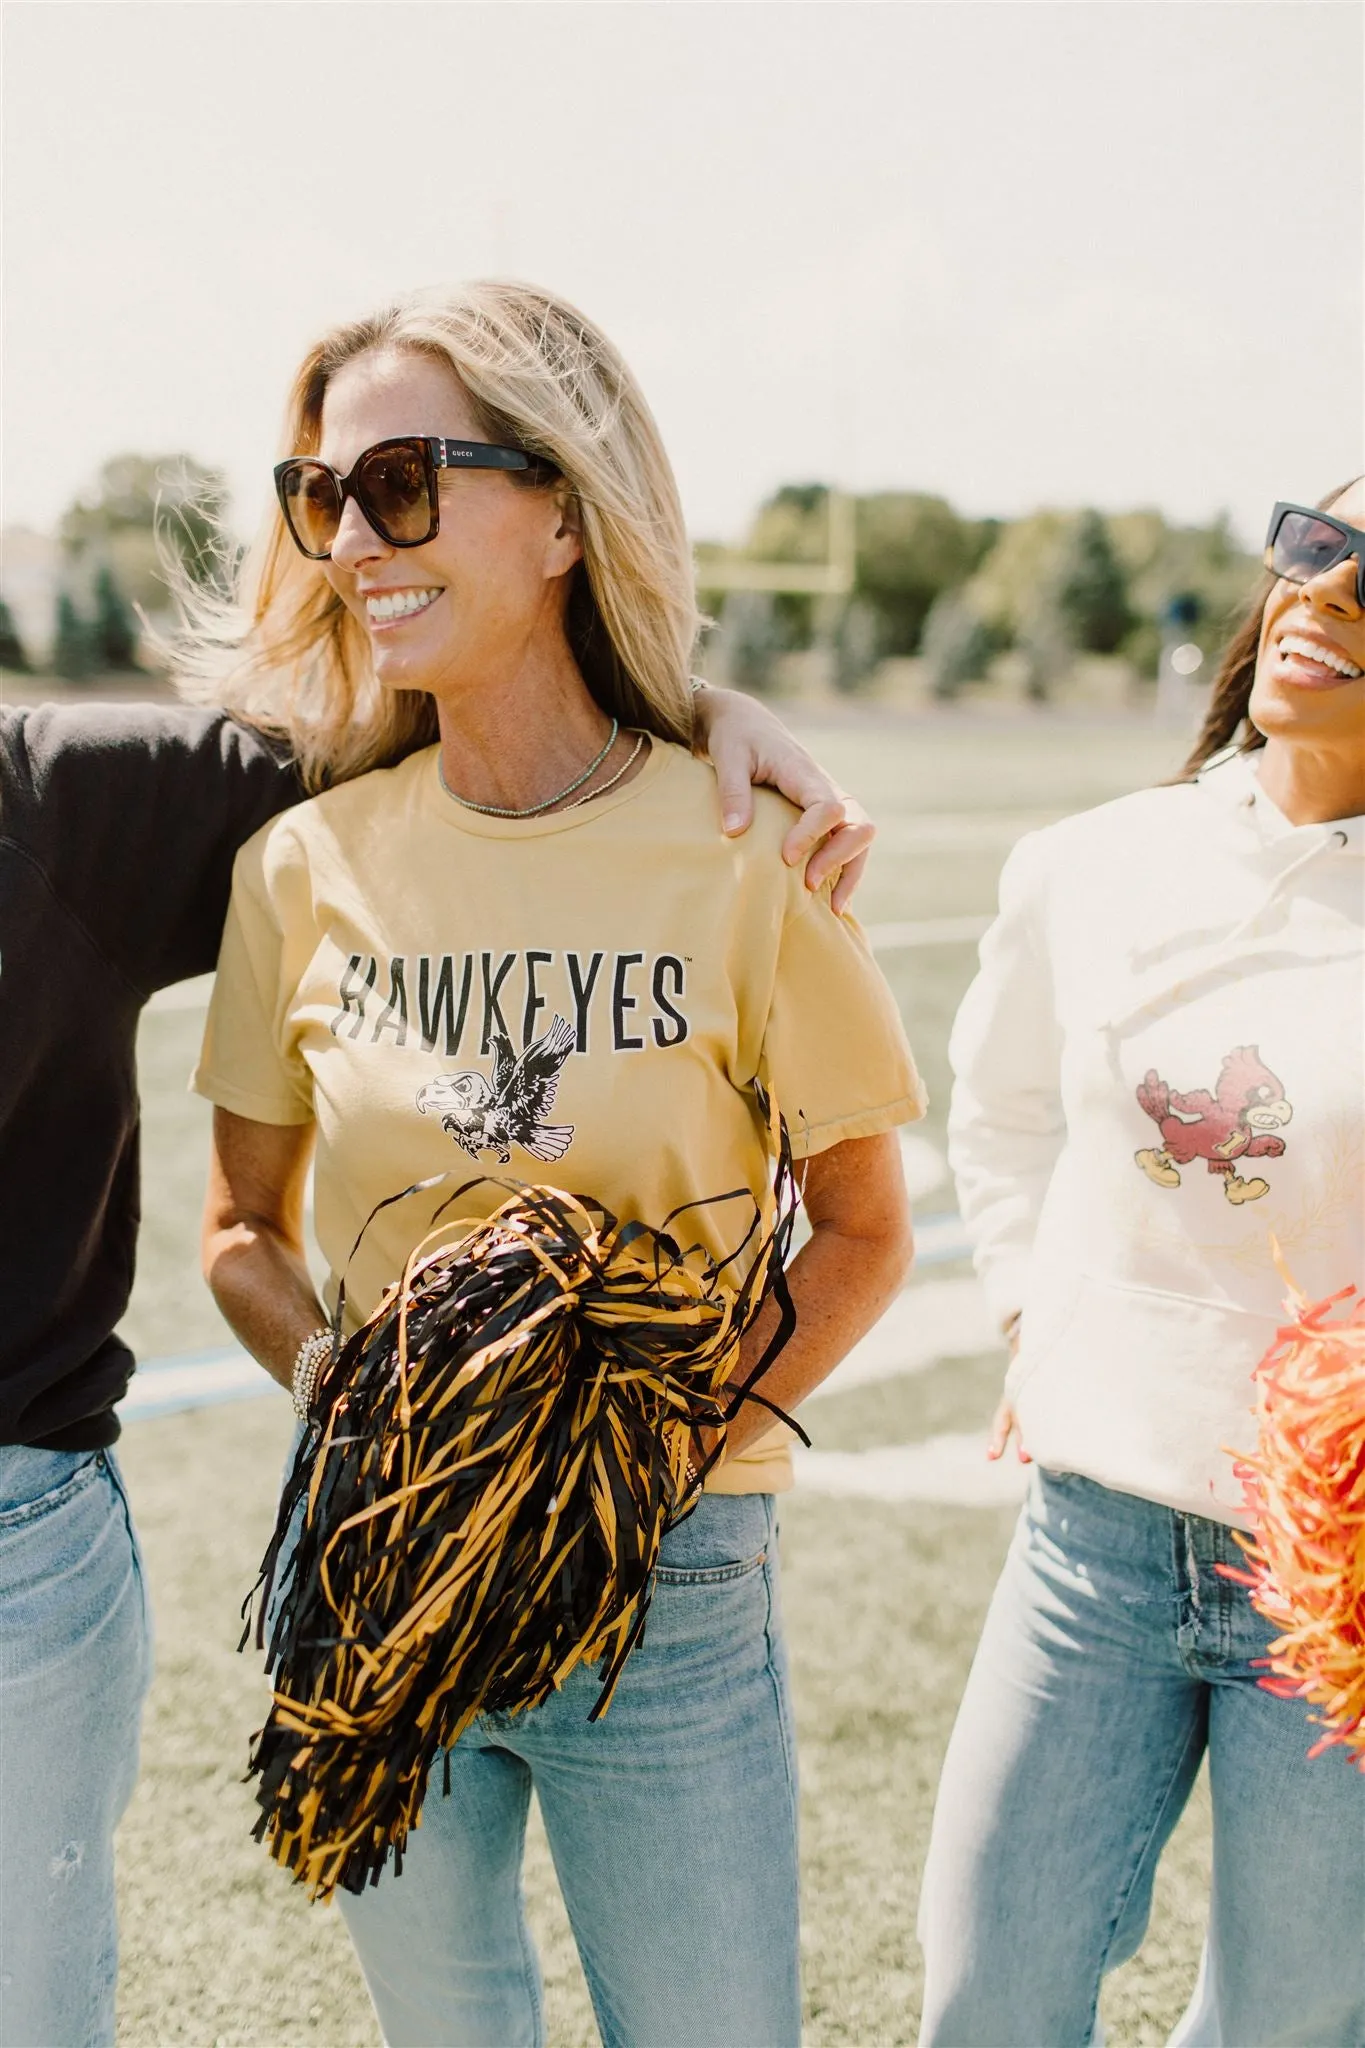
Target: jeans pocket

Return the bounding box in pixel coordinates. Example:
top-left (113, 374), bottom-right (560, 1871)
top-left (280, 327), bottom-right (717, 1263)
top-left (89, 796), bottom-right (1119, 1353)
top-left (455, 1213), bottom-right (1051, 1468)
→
top-left (0, 1449), bottom-right (101, 1531)
top-left (655, 1548), bottom-right (768, 1586)
top-left (655, 1494), bottom-right (774, 1584)
top-left (0, 1450), bottom-right (151, 1691)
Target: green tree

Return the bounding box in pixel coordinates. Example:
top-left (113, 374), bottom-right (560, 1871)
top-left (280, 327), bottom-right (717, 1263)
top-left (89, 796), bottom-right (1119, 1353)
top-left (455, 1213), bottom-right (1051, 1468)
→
top-left (1051, 509), bottom-right (1132, 654)
top-left (1107, 508), bottom-right (1259, 677)
top-left (832, 597), bottom-right (883, 694)
top-left (91, 563), bottom-right (141, 670)
top-left (745, 484), bottom-right (832, 564)
top-left (52, 591), bottom-right (95, 682)
top-left (853, 494), bottom-right (994, 655)
top-left (964, 510), bottom-right (1074, 642)
top-left (0, 596), bottom-right (31, 672)
top-left (742, 485), bottom-right (832, 651)
top-left (719, 590), bottom-right (784, 695)
top-left (920, 591), bottom-right (996, 699)
top-left (59, 453), bottom-right (232, 611)
top-left (708, 484), bottom-right (1262, 694)
top-left (714, 485), bottom-right (1000, 662)
top-left (1016, 593), bottom-right (1073, 701)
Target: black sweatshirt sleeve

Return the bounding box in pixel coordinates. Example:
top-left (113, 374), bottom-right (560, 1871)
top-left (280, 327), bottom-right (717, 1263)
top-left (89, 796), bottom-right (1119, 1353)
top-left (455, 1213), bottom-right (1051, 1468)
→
top-left (9, 701), bottom-right (303, 994)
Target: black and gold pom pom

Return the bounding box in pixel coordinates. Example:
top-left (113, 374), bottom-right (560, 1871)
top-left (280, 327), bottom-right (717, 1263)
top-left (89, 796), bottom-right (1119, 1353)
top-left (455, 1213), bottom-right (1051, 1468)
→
top-left (244, 1093), bottom-right (799, 1900)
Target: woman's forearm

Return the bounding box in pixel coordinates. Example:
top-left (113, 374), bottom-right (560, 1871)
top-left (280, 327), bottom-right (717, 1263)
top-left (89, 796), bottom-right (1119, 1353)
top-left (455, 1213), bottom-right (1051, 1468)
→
top-left (205, 1221), bottom-right (327, 1392)
top-left (722, 1203), bottom-right (913, 1461)
top-left (202, 1109), bottom-right (325, 1392)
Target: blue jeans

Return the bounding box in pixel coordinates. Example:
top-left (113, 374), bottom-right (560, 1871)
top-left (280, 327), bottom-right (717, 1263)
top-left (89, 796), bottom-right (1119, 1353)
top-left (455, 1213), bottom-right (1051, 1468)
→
top-left (918, 1468), bottom-right (1365, 2046)
top-left (330, 1491), bottom-right (800, 2048)
top-left (0, 1446), bottom-right (152, 2048)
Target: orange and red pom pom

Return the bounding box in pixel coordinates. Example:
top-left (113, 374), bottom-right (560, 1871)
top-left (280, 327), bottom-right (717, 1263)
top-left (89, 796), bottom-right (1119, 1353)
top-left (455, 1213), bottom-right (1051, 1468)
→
top-left (1225, 1279), bottom-right (1365, 1769)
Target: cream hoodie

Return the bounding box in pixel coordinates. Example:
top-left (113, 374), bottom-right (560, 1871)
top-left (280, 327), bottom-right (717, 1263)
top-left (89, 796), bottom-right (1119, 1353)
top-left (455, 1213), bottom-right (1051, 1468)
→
top-left (948, 751), bottom-right (1364, 1526)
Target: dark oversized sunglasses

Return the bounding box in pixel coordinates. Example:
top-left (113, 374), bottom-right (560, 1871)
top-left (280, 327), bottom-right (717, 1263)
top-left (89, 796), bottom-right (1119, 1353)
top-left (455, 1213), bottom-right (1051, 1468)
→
top-left (274, 435), bottom-right (554, 559)
top-left (1265, 501), bottom-right (1365, 607)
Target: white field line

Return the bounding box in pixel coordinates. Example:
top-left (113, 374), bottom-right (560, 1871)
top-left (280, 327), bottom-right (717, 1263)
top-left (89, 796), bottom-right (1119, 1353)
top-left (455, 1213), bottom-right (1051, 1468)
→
top-left (134, 990), bottom-right (998, 1500)
top-left (122, 1273), bottom-right (990, 1424)
top-left (804, 1276), bottom-right (997, 1400)
top-left (124, 1143), bottom-right (977, 1419)
top-left (794, 1435), bottom-right (1029, 1507)
top-left (121, 1350), bottom-right (282, 1417)
top-left (898, 1131), bottom-right (948, 1203)
top-left (122, 1274), bottom-right (1013, 1512)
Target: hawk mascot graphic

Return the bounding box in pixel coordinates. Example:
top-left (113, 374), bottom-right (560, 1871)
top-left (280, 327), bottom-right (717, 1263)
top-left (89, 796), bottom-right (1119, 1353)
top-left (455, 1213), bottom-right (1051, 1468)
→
top-left (417, 1014), bottom-right (575, 1164)
top-left (1134, 1044), bottom-right (1293, 1205)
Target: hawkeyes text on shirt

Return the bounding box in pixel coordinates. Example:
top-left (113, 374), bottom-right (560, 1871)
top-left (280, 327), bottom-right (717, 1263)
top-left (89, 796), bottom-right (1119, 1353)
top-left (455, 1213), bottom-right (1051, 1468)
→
top-left (331, 948), bottom-right (690, 1056)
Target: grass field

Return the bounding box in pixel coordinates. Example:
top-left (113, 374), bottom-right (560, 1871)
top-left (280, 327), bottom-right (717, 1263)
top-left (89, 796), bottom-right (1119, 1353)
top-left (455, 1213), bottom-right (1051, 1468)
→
top-left (114, 708), bottom-right (1213, 2046)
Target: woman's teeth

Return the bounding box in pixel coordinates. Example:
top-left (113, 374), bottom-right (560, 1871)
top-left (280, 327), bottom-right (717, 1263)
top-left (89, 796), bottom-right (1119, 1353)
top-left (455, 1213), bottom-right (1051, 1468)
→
top-left (1277, 632), bottom-right (1363, 679)
top-left (366, 588), bottom-right (442, 625)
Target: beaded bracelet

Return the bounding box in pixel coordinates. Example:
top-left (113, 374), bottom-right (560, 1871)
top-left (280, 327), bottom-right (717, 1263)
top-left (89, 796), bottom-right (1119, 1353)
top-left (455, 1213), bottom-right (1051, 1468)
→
top-left (291, 1328), bottom-right (333, 1422)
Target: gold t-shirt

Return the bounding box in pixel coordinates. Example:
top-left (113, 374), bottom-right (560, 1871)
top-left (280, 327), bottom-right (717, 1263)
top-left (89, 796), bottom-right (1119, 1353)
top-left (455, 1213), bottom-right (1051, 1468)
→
top-left (193, 739), bottom-right (925, 1491)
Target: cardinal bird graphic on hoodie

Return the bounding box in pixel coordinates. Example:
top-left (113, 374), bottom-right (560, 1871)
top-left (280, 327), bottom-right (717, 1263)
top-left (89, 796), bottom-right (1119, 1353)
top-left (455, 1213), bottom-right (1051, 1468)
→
top-left (1134, 1045), bottom-right (1294, 1205)
top-left (417, 1014), bottom-right (575, 1165)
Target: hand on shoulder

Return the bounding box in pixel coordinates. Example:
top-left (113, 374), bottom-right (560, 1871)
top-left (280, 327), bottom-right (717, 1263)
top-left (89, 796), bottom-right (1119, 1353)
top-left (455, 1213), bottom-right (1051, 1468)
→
top-left (692, 682), bottom-right (874, 914)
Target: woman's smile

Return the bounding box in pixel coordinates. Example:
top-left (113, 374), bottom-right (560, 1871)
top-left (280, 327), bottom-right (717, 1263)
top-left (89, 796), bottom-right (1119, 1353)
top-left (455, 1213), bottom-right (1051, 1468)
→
top-left (360, 585), bottom-right (447, 631)
top-left (1270, 626), bottom-right (1364, 690)
top-left (1251, 479), bottom-right (1365, 765)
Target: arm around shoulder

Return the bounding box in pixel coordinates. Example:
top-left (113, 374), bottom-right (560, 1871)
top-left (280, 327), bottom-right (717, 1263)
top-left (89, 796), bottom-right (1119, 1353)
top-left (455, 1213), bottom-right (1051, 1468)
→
top-left (692, 684), bottom-right (875, 913)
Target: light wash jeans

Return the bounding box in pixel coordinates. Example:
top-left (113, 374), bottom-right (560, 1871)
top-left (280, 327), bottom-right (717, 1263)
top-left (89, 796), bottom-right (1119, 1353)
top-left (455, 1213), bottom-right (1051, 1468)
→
top-left (327, 1490), bottom-right (801, 2048)
top-left (918, 1467), bottom-right (1365, 2047)
top-left (0, 1445), bottom-right (152, 2048)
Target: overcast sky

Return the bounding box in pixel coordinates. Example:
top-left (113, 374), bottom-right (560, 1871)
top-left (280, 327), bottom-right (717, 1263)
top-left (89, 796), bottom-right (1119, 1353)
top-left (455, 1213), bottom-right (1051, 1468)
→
top-left (3, 2), bottom-right (1361, 551)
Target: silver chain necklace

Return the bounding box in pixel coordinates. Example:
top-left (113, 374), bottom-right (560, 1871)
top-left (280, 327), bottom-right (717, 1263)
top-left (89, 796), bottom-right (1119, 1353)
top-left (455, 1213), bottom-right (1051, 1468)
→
top-left (439, 719), bottom-right (619, 818)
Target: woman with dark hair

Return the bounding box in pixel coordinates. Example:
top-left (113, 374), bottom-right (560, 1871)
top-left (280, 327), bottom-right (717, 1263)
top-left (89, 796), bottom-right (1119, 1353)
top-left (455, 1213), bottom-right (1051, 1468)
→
top-left (918, 480), bottom-right (1365, 2045)
top-left (1178, 482), bottom-right (1365, 780)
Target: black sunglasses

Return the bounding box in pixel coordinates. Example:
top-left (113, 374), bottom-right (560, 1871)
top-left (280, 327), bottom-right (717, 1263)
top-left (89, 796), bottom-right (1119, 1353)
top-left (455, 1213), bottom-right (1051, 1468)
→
top-left (1265, 500), bottom-right (1365, 607)
top-left (274, 436), bottom-right (555, 559)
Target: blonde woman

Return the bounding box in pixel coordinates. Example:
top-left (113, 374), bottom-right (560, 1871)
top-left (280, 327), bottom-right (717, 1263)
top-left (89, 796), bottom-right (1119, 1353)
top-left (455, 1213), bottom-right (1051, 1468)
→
top-left (0, 420), bottom-right (872, 2048)
top-left (193, 282), bottom-right (922, 2048)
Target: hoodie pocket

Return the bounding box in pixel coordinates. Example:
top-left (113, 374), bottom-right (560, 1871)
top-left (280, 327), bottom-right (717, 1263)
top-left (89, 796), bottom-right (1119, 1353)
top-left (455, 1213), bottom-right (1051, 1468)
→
top-left (1011, 1273), bottom-right (1274, 1520)
top-left (1004, 1283), bottom-right (1086, 1407)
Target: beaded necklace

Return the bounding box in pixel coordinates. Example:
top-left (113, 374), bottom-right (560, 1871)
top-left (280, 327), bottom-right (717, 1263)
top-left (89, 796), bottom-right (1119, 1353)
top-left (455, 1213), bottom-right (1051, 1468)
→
top-left (439, 719), bottom-right (619, 818)
top-left (566, 732), bottom-right (645, 808)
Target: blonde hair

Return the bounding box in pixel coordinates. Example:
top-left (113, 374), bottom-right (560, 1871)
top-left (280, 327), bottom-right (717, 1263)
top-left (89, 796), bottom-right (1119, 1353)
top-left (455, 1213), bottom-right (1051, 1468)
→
top-left (176, 281), bottom-right (699, 789)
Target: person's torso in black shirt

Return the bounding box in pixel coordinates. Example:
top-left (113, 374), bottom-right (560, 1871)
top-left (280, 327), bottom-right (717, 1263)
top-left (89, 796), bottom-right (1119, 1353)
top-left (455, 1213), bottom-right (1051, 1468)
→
top-left (0, 700), bottom-right (300, 1448)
